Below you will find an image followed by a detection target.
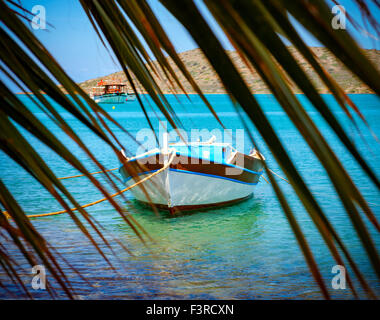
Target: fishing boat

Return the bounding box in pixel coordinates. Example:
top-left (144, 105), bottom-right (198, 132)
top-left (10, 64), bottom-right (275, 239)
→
top-left (119, 135), bottom-right (265, 214)
top-left (90, 79), bottom-right (136, 104)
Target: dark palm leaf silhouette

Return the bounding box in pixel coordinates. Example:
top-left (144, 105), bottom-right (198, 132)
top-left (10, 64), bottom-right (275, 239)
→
top-left (0, 0), bottom-right (379, 299)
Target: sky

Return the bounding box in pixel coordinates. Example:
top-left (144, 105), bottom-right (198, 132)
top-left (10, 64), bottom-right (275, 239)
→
top-left (4, 0), bottom-right (380, 90)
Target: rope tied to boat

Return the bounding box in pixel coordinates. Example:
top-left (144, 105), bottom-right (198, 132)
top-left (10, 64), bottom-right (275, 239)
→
top-left (263, 168), bottom-right (379, 207)
top-left (58, 168), bottom-right (118, 180)
top-left (57, 149), bottom-right (161, 180)
top-left (268, 169), bottom-right (290, 184)
top-left (3, 154), bottom-right (378, 220)
top-left (3, 152), bottom-right (176, 219)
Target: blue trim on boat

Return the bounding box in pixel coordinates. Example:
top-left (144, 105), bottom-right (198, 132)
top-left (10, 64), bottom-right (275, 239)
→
top-left (121, 168), bottom-right (259, 186)
top-left (169, 168), bottom-right (259, 185)
top-left (222, 163), bottom-right (263, 176)
top-left (123, 151), bottom-right (263, 176)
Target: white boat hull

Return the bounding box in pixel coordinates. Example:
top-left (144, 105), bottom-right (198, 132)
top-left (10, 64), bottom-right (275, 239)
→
top-left (124, 167), bottom-right (256, 211)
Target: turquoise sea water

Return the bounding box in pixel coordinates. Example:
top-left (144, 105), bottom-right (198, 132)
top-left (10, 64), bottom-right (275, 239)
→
top-left (1, 93), bottom-right (379, 299)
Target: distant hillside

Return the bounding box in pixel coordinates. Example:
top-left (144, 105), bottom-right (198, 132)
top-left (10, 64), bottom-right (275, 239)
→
top-left (79, 47), bottom-right (380, 94)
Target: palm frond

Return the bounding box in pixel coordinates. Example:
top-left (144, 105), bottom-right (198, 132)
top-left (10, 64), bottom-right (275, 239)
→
top-left (0, 0), bottom-right (379, 299)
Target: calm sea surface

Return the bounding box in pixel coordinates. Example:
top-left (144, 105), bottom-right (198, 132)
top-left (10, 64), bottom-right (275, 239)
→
top-left (1, 94), bottom-right (379, 299)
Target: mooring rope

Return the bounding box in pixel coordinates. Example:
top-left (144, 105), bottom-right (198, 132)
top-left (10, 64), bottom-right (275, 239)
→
top-left (58, 168), bottom-right (118, 180)
top-left (3, 152), bottom-right (175, 219)
top-left (57, 165), bottom-right (380, 208)
top-left (58, 150), bottom-right (160, 180)
top-left (265, 168), bottom-right (379, 207)
top-left (3, 153), bottom-right (377, 220)
top-left (260, 175), bottom-right (269, 184)
top-left (268, 168), bottom-right (290, 184)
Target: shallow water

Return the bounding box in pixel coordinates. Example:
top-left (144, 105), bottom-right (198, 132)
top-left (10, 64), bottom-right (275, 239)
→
top-left (1, 94), bottom-right (379, 299)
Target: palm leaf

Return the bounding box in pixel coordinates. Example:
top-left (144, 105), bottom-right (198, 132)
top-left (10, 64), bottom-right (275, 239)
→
top-left (0, 0), bottom-right (379, 299)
